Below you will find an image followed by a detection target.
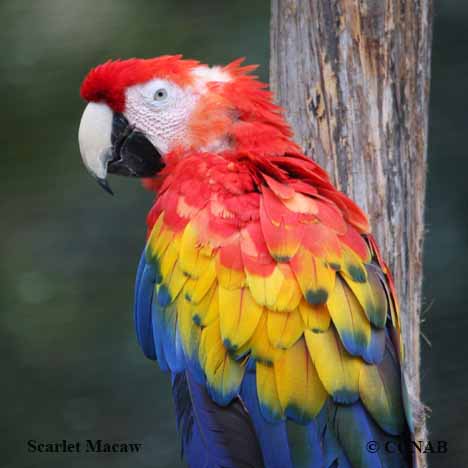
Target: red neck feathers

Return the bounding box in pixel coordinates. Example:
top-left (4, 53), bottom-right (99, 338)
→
top-left (144, 150), bottom-right (370, 237)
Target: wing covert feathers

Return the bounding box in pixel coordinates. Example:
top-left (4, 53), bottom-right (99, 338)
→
top-left (136, 153), bottom-right (410, 467)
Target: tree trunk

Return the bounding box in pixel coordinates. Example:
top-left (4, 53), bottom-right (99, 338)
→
top-left (270, 1), bottom-right (432, 466)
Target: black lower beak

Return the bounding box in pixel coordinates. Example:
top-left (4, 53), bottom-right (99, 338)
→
top-left (96, 177), bottom-right (114, 195)
top-left (105, 113), bottom-right (165, 182)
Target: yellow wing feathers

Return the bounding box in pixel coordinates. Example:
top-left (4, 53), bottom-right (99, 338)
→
top-left (147, 198), bottom-right (402, 431)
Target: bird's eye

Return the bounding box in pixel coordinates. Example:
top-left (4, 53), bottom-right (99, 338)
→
top-left (153, 88), bottom-right (168, 101)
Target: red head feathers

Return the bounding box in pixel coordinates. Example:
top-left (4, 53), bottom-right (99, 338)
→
top-left (80, 55), bottom-right (298, 156)
top-left (80, 55), bottom-right (200, 113)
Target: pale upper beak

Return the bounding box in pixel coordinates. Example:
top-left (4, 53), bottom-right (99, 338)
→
top-left (78, 102), bottom-right (114, 193)
top-left (78, 102), bottom-right (165, 194)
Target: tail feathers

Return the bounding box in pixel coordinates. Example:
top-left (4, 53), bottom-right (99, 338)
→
top-left (172, 371), bottom-right (264, 468)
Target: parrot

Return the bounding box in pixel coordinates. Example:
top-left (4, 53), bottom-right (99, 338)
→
top-left (78, 55), bottom-right (414, 468)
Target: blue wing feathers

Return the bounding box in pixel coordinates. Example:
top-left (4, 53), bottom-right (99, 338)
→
top-left (313, 404), bottom-right (351, 468)
top-left (151, 302), bottom-right (170, 372)
top-left (135, 249), bottom-right (185, 372)
top-left (287, 420), bottom-right (323, 468)
top-left (157, 301), bottom-right (186, 373)
top-left (172, 371), bottom-right (264, 468)
top-left (362, 327), bottom-right (386, 364)
top-left (240, 372), bottom-right (293, 468)
top-left (333, 402), bottom-right (410, 468)
top-left (134, 252), bottom-right (157, 360)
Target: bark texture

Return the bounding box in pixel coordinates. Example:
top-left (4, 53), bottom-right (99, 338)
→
top-left (270, 1), bottom-right (432, 466)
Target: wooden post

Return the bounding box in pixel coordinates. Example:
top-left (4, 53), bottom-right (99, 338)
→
top-left (270, 1), bottom-right (433, 466)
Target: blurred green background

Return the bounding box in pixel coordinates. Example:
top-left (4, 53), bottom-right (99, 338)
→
top-left (0, 1), bottom-right (465, 467)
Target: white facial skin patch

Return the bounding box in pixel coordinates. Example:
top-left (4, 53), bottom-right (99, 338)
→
top-left (124, 79), bottom-right (199, 154)
top-left (124, 66), bottom-right (233, 155)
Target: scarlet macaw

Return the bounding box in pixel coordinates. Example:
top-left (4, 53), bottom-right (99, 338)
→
top-left (78, 56), bottom-right (413, 468)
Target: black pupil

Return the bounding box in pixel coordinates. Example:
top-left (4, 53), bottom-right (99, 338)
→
top-left (157, 91), bottom-right (164, 98)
